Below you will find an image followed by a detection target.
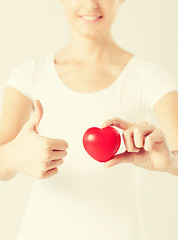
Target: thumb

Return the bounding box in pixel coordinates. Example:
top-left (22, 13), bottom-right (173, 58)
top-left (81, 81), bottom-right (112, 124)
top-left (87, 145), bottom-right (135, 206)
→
top-left (101, 117), bottom-right (135, 130)
top-left (25, 99), bottom-right (44, 133)
top-left (104, 151), bottom-right (135, 168)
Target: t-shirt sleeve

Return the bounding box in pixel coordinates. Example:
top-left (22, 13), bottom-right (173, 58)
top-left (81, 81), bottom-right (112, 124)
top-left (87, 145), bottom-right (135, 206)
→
top-left (5, 62), bottom-right (34, 101)
top-left (145, 61), bottom-right (178, 112)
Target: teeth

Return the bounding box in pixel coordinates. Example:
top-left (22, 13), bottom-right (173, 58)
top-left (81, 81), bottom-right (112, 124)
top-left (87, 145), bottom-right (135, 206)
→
top-left (81, 16), bottom-right (100, 20)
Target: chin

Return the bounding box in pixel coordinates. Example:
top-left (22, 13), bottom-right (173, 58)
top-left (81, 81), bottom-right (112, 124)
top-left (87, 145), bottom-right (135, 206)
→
top-left (73, 25), bottom-right (105, 39)
top-left (80, 31), bottom-right (100, 39)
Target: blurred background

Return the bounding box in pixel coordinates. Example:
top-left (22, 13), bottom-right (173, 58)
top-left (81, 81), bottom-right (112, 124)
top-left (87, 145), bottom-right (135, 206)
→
top-left (0, 0), bottom-right (178, 239)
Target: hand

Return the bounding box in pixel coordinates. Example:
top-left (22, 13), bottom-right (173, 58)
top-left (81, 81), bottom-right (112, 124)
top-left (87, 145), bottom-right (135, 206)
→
top-left (4, 100), bottom-right (69, 180)
top-left (101, 117), bottom-right (173, 172)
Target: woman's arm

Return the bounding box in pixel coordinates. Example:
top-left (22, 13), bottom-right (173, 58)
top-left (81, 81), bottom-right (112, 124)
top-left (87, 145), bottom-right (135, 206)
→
top-left (167, 150), bottom-right (178, 176)
top-left (153, 90), bottom-right (178, 176)
top-left (0, 144), bottom-right (17, 180)
top-left (0, 86), bottom-right (33, 181)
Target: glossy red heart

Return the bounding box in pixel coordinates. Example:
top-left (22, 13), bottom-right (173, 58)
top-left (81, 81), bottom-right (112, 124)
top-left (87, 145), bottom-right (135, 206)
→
top-left (82, 126), bottom-right (121, 162)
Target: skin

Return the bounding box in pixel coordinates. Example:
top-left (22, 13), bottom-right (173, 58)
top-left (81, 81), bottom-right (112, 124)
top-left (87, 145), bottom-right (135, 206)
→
top-left (1, 0), bottom-right (177, 180)
top-left (101, 117), bottom-right (175, 173)
top-left (58, 0), bottom-right (126, 64)
top-left (56, 0), bottom-right (134, 94)
top-left (57, 0), bottom-right (178, 175)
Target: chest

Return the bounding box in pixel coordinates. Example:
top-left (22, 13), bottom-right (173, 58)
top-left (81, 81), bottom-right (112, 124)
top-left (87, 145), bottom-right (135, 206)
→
top-left (54, 62), bottom-right (124, 93)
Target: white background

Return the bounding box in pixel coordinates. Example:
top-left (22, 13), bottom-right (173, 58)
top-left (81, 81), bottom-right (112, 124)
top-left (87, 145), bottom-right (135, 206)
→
top-left (0, 0), bottom-right (178, 239)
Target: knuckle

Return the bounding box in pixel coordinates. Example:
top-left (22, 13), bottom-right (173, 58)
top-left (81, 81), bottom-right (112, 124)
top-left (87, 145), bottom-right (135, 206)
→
top-left (113, 117), bottom-right (119, 121)
top-left (156, 128), bottom-right (165, 138)
top-left (39, 168), bottom-right (46, 178)
top-left (123, 130), bottom-right (130, 137)
top-left (40, 168), bottom-right (45, 174)
top-left (43, 140), bottom-right (51, 151)
top-left (44, 149), bottom-right (51, 160)
top-left (149, 124), bottom-right (156, 129)
top-left (156, 128), bottom-right (162, 134)
top-left (42, 161), bottom-right (48, 169)
top-left (140, 121), bottom-right (149, 125)
top-left (37, 172), bottom-right (44, 179)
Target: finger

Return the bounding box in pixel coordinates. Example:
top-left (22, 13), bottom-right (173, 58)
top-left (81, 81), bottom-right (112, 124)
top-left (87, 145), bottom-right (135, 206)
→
top-left (42, 167), bottom-right (59, 179)
top-left (49, 150), bottom-right (67, 161)
top-left (101, 117), bottom-right (134, 130)
top-left (104, 151), bottom-right (135, 168)
top-left (122, 129), bottom-right (140, 152)
top-left (46, 159), bottom-right (64, 171)
top-left (45, 137), bottom-right (69, 150)
top-left (134, 128), bottom-right (144, 148)
top-left (144, 129), bottom-right (165, 151)
top-left (133, 124), bottom-right (156, 149)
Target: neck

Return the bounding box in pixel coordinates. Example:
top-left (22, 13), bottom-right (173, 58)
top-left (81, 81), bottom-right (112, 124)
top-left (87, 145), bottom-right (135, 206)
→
top-left (61, 30), bottom-right (121, 64)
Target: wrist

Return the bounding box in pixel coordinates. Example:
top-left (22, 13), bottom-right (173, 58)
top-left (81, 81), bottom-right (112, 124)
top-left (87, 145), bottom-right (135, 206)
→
top-left (0, 143), bottom-right (18, 177)
top-left (166, 150), bottom-right (178, 177)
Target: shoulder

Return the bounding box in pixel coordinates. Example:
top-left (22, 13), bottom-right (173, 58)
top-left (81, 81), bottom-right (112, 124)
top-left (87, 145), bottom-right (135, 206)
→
top-left (11, 53), bottom-right (50, 76)
top-left (129, 55), bottom-right (173, 80)
top-left (133, 55), bottom-right (171, 76)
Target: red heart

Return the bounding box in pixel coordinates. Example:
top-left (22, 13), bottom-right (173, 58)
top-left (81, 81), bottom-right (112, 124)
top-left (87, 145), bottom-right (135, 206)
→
top-left (82, 126), bottom-right (121, 162)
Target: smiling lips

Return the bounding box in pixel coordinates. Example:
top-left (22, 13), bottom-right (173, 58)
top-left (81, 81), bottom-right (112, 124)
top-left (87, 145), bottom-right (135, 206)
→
top-left (79, 15), bottom-right (103, 23)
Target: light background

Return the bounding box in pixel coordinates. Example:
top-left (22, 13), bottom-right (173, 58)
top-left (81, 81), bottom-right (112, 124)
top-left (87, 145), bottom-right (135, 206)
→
top-left (0, 0), bottom-right (178, 239)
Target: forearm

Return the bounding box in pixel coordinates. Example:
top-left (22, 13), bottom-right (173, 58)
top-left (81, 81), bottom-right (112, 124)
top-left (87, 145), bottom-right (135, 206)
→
top-left (166, 150), bottom-right (178, 177)
top-left (0, 143), bottom-right (17, 181)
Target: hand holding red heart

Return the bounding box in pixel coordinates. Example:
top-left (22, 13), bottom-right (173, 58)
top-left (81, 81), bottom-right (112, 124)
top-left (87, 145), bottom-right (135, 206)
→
top-left (100, 117), bottom-right (173, 172)
top-left (83, 126), bottom-right (121, 162)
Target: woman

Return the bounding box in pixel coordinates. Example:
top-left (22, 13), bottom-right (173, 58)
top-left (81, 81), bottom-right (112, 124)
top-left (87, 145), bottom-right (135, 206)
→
top-left (1, 0), bottom-right (178, 239)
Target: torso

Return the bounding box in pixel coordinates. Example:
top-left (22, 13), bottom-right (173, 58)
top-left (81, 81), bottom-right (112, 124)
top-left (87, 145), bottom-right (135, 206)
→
top-left (54, 49), bottom-right (134, 93)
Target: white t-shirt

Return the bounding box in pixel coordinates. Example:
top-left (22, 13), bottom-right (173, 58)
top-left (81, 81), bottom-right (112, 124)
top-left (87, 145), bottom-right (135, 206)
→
top-left (5, 53), bottom-right (178, 240)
